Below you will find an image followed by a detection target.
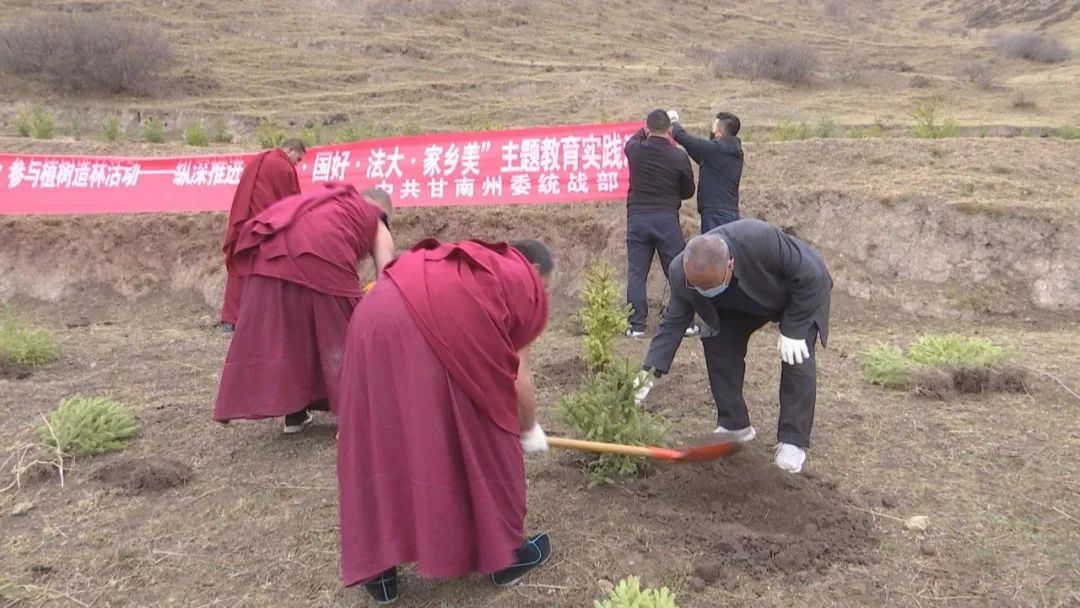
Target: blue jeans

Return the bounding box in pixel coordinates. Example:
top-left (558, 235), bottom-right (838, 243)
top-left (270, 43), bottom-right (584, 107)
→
top-left (700, 208), bottom-right (739, 233)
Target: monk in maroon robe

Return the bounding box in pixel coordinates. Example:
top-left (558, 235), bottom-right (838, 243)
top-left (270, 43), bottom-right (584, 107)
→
top-left (336, 238), bottom-right (555, 604)
top-left (213, 183), bottom-right (394, 433)
top-left (220, 139), bottom-right (306, 332)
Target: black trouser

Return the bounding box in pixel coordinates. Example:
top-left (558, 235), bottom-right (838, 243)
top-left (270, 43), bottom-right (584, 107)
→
top-left (701, 312), bottom-right (817, 448)
top-left (626, 212), bottom-right (685, 331)
top-left (700, 207), bottom-right (739, 233)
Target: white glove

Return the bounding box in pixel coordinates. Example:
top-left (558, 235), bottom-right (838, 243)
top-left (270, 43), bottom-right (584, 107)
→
top-left (667, 110), bottom-right (680, 123)
top-left (633, 370), bottom-right (654, 405)
top-left (520, 424), bottom-right (549, 453)
top-left (778, 334), bottom-right (810, 365)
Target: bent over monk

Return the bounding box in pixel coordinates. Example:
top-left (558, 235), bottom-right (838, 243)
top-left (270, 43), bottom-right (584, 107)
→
top-left (213, 183), bottom-right (394, 434)
top-left (220, 139), bottom-right (305, 332)
top-left (337, 238), bottom-right (554, 605)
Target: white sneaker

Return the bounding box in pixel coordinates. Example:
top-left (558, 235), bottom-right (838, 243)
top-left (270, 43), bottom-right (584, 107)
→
top-left (625, 329), bottom-right (646, 339)
top-left (713, 425), bottom-right (757, 443)
top-left (685, 325), bottom-right (701, 337)
top-left (774, 443), bottom-right (806, 473)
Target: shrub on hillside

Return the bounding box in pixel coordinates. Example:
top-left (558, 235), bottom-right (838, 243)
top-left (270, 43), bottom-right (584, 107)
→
top-left (0, 313), bottom-right (59, 367)
top-left (1059, 124), bottom-right (1080, 140)
top-left (558, 263), bottom-right (668, 486)
top-left (848, 120), bottom-right (885, 138)
top-left (957, 61), bottom-right (997, 90)
top-left (909, 75), bottom-right (934, 89)
top-left (1010, 91), bottom-right (1036, 110)
top-left (185, 122), bottom-right (209, 147)
top-left (769, 119), bottom-right (811, 142)
top-left (12, 106), bottom-right (54, 139)
top-left (711, 44), bottom-right (818, 86)
top-left (768, 116), bottom-right (837, 141)
top-left (992, 32), bottom-right (1071, 64)
top-left (910, 98), bottom-right (960, 139)
top-left (142, 117), bottom-right (166, 143)
top-left (299, 123), bottom-right (323, 148)
top-left (823, 0), bottom-right (850, 20)
top-left (102, 116), bottom-right (124, 141)
top-left (0, 13), bottom-right (173, 94)
top-left (210, 118), bottom-right (234, 144)
top-left (39, 395), bottom-right (138, 458)
top-left (256, 119), bottom-right (287, 148)
top-left (595, 576), bottom-right (679, 608)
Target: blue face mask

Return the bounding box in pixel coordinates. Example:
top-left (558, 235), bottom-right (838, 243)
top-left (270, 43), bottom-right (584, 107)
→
top-left (693, 283), bottom-right (728, 298)
top-left (687, 257), bottom-right (734, 298)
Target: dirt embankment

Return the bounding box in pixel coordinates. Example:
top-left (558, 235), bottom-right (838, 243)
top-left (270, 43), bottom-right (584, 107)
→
top-left (2, 139), bottom-right (1077, 320)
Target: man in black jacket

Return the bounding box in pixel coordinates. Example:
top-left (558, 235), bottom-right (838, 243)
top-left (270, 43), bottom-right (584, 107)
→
top-left (632, 219), bottom-right (832, 473)
top-left (623, 109), bottom-right (696, 338)
top-left (668, 110), bottom-right (744, 233)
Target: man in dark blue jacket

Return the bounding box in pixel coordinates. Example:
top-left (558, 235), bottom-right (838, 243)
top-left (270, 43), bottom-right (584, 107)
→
top-left (668, 110), bottom-right (744, 233)
top-left (622, 109), bottom-right (696, 338)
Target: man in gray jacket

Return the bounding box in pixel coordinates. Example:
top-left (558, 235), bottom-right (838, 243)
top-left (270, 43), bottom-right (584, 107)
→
top-left (633, 219), bottom-right (832, 473)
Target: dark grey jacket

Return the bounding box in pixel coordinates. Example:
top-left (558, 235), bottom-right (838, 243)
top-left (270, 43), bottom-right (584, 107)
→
top-left (643, 219), bottom-right (832, 375)
top-left (672, 123), bottom-right (742, 214)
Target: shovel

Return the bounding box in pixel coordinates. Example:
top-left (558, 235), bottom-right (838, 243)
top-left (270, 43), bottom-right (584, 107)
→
top-left (547, 433), bottom-right (740, 463)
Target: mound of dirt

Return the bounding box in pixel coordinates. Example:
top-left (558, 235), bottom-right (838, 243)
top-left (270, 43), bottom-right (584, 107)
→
top-left (91, 457), bottom-right (194, 494)
top-left (538, 356), bottom-right (587, 387)
top-left (629, 449), bottom-right (877, 585)
top-left (0, 355), bottom-right (32, 380)
top-left (912, 365), bottom-right (1028, 397)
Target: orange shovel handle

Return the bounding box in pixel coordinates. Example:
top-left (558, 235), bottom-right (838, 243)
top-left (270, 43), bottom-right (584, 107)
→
top-left (546, 437), bottom-right (683, 460)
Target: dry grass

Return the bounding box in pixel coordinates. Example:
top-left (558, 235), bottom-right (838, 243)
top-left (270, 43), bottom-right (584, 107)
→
top-left (0, 0), bottom-right (1076, 136)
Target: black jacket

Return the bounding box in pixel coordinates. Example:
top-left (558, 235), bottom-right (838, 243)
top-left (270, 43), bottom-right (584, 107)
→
top-left (672, 123), bottom-right (743, 214)
top-left (624, 129), bottom-right (695, 216)
top-left (643, 219), bottom-right (832, 375)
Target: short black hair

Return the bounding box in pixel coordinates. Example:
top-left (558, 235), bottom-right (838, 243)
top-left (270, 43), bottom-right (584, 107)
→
top-left (510, 239), bottom-right (554, 276)
top-left (646, 109), bottom-right (671, 133)
top-left (715, 112), bottom-right (741, 137)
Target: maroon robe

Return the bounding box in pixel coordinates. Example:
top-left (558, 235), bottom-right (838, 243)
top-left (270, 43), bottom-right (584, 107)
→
top-left (220, 148), bottom-right (301, 324)
top-left (336, 240), bottom-right (548, 586)
top-left (213, 184), bottom-right (383, 422)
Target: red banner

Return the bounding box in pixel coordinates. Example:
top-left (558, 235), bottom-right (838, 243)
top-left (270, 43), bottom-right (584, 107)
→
top-left (0, 122), bottom-right (640, 215)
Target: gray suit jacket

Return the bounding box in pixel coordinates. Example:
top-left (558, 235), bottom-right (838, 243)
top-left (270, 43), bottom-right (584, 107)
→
top-left (643, 219), bottom-right (832, 375)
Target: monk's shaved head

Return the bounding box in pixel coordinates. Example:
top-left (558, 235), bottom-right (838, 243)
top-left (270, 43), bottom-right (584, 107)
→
top-left (362, 188), bottom-right (393, 214)
top-left (683, 234), bottom-right (732, 290)
top-left (280, 138), bottom-right (306, 154)
top-left (511, 239), bottom-right (554, 280)
top-left (280, 138), bottom-right (306, 165)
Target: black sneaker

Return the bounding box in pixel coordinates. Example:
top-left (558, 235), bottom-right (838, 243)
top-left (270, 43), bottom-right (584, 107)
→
top-left (363, 567), bottom-right (398, 605)
top-left (491, 533), bottom-right (552, 587)
top-left (220, 322), bottom-right (235, 334)
top-left (283, 410), bottom-right (313, 434)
